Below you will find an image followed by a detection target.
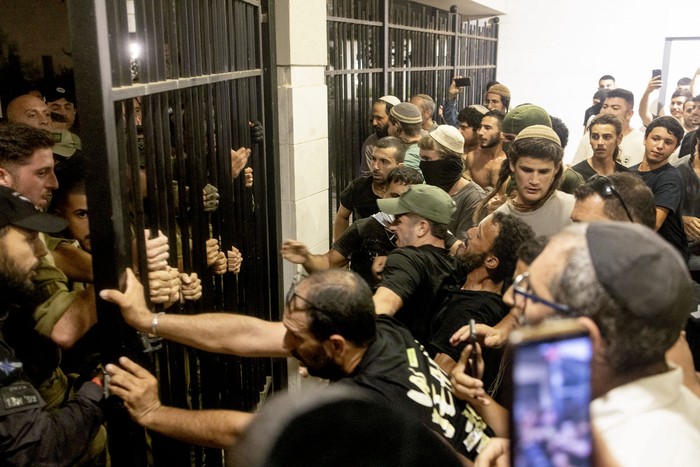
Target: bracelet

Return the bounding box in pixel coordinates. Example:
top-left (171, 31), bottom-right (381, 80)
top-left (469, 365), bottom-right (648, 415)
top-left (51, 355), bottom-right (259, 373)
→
top-left (151, 312), bottom-right (166, 337)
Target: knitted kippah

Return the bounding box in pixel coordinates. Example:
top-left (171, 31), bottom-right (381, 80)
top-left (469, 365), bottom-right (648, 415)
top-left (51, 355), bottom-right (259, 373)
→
top-left (379, 95), bottom-right (401, 106)
top-left (390, 103), bottom-right (423, 124)
top-left (486, 84), bottom-right (511, 98)
top-left (514, 124), bottom-right (561, 146)
top-left (468, 104), bottom-right (489, 115)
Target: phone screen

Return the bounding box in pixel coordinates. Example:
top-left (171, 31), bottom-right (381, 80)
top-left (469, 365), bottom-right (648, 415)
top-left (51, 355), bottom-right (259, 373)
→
top-left (454, 77), bottom-right (471, 87)
top-left (511, 332), bottom-right (593, 466)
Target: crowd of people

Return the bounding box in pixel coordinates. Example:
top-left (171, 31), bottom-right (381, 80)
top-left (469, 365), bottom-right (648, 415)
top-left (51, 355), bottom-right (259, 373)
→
top-left (282, 72), bottom-right (700, 465)
top-left (1, 65), bottom-right (699, 466)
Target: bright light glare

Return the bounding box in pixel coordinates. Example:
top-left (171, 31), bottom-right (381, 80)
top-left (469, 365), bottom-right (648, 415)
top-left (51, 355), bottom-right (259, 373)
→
top-left (129, 42), bottom-right (141, 60)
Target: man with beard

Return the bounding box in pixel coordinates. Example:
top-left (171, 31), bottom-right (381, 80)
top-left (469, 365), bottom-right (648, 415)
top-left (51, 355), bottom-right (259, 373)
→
top-left (359, 95), bottom-right (401, 175)
top-left (457, 104), bottom-right (489, 154)
top-left (418, 125), bottom-right (484, 240)
top-left (101, 268), bottom-right (500, 462)
top-left (0, 124), bottom-right (98, 352)
top-left (428, 213), bottom-right (535, 387)
top-left (0, 123), bottom-right (109, 462)
top-left (464, 110), bottom-right (506, 191)
top-left (0, 123), bottom-right (97, 345)
top-left (0, 186), bottom-right (105, 465)
top-left (334, 136), bottom-right (405, 240)
top-left (484, 84), bottom-right (511, 113)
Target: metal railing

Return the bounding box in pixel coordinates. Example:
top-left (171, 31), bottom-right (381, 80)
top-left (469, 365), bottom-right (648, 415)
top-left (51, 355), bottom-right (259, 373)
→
top-left (68, 1), bottom-right (281, 465)
top-left (326, 0), bottom-right (499, 225)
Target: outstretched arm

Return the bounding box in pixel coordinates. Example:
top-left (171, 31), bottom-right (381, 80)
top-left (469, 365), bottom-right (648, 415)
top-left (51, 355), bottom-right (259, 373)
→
top-left (51, 287), bottom-right (98, 348)
top-left (52, 242), bottom-right (94, 283)
top-left (107, 357), bottom-right (255, 448)
top-left (372, 286), bottom-right (404, 316)
top-left (639, 76), bottom-right (662, 127)
top-left (99, 268), bottom-right (289, 357)
top-left (451, 311), bottom-right (520, 350)
top-left (281, 240), bottom-right (348, 272)
top-left (333, 204), bottom-right (352, 242)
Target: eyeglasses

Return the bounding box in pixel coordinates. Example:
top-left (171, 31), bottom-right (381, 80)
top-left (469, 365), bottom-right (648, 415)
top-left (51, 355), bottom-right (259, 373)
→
top-left (513, 272), bottom-right (571, 315)
top-left (587, 175), bottom-right (634, 222)
top-left (285, 283), bottom-right (324, 313)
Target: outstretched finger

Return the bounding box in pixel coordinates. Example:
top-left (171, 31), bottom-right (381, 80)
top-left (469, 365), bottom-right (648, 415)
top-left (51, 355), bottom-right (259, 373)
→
top-left (450, 325), bottom-right (471, 345)
top-left (117, 356), bottom-right (152, 380)
top-left (453, 343), bottom-right (471, 374)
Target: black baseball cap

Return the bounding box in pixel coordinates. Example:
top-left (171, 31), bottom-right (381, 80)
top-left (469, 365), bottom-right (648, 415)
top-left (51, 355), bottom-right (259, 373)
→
top-left (43, 83), bottom-right (76, 104)
top-left (0, 186), bottom-right (68, 233)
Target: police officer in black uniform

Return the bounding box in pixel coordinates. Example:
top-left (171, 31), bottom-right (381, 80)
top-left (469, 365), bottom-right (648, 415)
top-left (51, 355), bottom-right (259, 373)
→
top-left (0, 186), bottom-right (105, 465)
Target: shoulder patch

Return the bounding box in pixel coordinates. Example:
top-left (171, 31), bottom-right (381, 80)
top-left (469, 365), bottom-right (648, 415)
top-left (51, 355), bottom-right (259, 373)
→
top-left (1, 382), bottom-right (43, 414)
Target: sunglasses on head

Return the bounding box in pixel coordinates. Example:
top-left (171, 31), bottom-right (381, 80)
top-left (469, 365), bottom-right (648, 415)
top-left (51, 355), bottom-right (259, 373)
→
top-left (587, 174), bottom-right (633, 222)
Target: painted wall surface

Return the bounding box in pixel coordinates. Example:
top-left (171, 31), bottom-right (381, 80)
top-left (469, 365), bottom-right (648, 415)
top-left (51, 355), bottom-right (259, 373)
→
top-left (275, 0), bottom-right (331, 394)
top-left (495, 0), bottom-right (700, 163)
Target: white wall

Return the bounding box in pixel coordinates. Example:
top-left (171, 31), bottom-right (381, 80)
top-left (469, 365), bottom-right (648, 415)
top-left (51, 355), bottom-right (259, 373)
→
top-left (275, 0), bottom-right (330, 394)
top-left (495, 0), bottom-right (700, 163)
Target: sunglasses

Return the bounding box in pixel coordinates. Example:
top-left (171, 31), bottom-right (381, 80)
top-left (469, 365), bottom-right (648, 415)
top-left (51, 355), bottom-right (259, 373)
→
top-left (587, 174), bottom-right (634, 222)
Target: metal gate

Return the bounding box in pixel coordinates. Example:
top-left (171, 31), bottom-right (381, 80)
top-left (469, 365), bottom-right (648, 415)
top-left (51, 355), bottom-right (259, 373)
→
top-left (67, 1), bottom-right (281, 465)
top-left (326, 0), bottom-right (499, 222)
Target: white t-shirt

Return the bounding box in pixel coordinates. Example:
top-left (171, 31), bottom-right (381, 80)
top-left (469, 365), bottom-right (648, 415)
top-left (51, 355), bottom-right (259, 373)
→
top-left (591, 367), bottom-right (700, 467)
top-left (573, 128), bottom-right (645, 167)
top-left (494, 190), bottom-right (574, 238)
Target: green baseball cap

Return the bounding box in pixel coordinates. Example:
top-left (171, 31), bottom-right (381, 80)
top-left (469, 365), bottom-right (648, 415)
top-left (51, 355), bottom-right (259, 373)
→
top-left (502, 104), bottom-right (551, 135)
top-left (377, 184), bottom-right (455, 225)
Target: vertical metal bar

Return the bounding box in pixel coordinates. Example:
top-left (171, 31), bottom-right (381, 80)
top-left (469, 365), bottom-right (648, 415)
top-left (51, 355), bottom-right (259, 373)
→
top-left (67, 1), bottom-right (147, 464)
top-left (382, 0), bottom-right (389, 94)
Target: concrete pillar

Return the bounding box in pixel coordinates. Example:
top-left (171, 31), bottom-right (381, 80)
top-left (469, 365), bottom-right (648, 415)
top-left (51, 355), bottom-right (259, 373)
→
top-left (274, 0), bottom-right (329, 393)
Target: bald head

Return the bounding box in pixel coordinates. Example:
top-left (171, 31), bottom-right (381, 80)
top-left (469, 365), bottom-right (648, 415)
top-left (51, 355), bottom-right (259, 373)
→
top-left (7, 95), bottom-right (52, 129)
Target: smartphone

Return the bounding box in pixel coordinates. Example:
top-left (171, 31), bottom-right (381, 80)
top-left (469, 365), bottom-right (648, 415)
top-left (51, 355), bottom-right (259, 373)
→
top-left (509, 319), bottom-right (593, 467)
top-left (454, 77), bottom-right (471, 87)
top-left (466, 319), bottom-right (478, 377)
top-left (652, 68), bottom-right (662, 78)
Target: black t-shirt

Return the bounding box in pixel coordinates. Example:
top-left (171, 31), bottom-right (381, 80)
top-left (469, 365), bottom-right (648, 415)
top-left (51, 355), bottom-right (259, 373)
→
top-left (429, 289), bottom-right (509, 392)
top-left (339, 176), bottom-right (381, 221)
top-left (379, 245), bottom-right (464, 344)
top-left (680, 130), bottom-right (696, 159)
top-left (571, 159), bottom-right (628, 181)
top-left (337, 315), bottom-right (495, 460)
top-left (634, 163), bottom-right (688, 259)
top-left (332, 217), bottom-right (395, 288)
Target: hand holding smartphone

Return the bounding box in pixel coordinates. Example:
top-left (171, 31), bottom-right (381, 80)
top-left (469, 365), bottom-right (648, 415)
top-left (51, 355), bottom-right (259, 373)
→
top-left (509, 319), bottom-right (593, 467)
top-left (453, 77), bottom-right (471, 87)
top-left (466, 319), bottom-right (479, 378)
